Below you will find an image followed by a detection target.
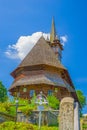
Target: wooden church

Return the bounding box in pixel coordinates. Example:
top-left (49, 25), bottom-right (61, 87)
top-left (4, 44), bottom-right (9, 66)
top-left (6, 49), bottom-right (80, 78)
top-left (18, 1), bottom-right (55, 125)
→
top-left (9, 19), bottom-right (78, 102)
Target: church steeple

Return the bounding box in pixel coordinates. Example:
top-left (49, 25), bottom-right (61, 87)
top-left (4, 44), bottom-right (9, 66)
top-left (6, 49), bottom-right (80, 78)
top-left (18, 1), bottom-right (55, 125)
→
top-left (49, 17), bottom-right (63, 62)
top-left (50, 17), bottom-right (57, 42)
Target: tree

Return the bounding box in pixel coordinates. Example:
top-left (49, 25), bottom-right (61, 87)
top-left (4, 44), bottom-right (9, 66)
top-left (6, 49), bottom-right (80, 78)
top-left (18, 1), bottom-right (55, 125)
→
top-left (76, 90), bottom-right (86, 110)
top-left (0, 81), bottom-right (7, 102)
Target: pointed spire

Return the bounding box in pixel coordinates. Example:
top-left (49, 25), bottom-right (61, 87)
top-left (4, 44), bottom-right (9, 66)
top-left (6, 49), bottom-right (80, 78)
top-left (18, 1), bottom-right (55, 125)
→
top-left (50, 17), bottom-right (57, 42)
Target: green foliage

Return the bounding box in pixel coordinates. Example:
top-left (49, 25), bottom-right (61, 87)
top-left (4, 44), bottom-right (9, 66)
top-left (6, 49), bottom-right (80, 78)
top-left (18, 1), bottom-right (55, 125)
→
top-left (0, 102), bottom-right (6, 113)
top-left (0, 121), bottom-right (58, 130)
top-left (0, 102), bottom-right (16, 116)
top-left (83, 124), bottom-right (87, 128)
top-left (0, 121), bottom-right (35, 130)
top-left (30, 93), bottom-right (37, 108)
top-left (76, 90), bottom-right (86, 109)
top-left (18, 96), bottom-right (37, 116)
top-left (47, 95), bottom-right (60, 109)
top-left (0, 97), bottom-right (36, 116)
top-left (0, 81), bottom-right (7, 102)
top-left (18, 106), bottom-right (33, 116)
top-left (0, 94), bottom-right (59, 117)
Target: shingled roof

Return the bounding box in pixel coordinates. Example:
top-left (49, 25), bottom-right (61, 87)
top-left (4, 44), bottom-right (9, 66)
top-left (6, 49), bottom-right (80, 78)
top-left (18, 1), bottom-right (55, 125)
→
top-left (18, 36), bottom-right (66, 70)
top-left (9, 74), bottom-right (75, 92)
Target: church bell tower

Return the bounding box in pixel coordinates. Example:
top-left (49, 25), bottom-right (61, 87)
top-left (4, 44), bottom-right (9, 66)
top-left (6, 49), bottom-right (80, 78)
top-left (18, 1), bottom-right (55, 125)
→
top-left (50, 18), bottom-right (63, 62)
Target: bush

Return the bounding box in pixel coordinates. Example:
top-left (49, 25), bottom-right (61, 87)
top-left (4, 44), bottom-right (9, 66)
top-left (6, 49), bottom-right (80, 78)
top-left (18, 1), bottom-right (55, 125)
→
top-left (0, 95), bottom-right (60, 117)
top-left (0, 121), bottom-right (58, 130)
top-left (0, 97), bottom-right (36, 116)
top-left (17, 97), bottom-right (37, 116)
top-left (47, 95), bottom-right (60, 109)
top-left (0, 121), bottom-right (35, 130)
top-left (18, 106), bottom-right (33, 116)
top-left (0, 102), bottom-right (16, 116)
top-left (83, 124), bottom-right (87, 128)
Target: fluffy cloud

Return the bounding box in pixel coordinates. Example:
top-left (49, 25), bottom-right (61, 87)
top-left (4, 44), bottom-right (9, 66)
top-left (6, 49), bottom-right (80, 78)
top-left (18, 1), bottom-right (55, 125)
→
top-left (60, 35), bottom-right (68, 46)
top-left (5, 32), bottom-right (67, 60)
top-left (5, 32), bottom-right (50, 60)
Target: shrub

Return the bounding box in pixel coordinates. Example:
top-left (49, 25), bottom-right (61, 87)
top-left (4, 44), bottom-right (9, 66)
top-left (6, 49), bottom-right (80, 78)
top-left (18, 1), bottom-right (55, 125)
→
top-left (0, 121), bottom-right (58, 130)
top-left (47, 95), bottom-right (60, 109)
top-left (83, 124), bottom-right (87, 128)
top-left (18, 106), bottom-right (33, 116)
top-left (0, 121), bottom-right (35, 130)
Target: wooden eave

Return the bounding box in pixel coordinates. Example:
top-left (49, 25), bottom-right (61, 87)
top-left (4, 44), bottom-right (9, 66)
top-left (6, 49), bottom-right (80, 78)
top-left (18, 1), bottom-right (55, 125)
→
top-left (11, 63), bottom-right (66, 79)
top-left (9, 73), bottom-right (74, 92)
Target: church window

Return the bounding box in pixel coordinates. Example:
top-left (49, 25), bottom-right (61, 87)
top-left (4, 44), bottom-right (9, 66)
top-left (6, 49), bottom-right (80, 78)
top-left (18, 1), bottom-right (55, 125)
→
top-left (23, 88), bottom-right (27, 92)
top-left (30, 90), bottom-right (35, 97)
top-left (17, 92), bottom-right (20, 97)
top-left (48, 90), bottom-right (53, 96)
top-left (55, 88), bottom-right (58, 93)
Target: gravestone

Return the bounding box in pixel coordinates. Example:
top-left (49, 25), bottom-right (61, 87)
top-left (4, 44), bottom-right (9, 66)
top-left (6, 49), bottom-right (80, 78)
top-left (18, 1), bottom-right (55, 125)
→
top-left (59, 97), bottom-right (74, 130)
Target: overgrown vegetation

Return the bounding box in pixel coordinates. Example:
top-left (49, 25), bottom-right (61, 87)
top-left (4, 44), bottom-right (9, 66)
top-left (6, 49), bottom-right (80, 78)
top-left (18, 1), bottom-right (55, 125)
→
top-left (0, 121), bottom-right (58, 130)
top-left (0, 97), bottom-right (36, 116)
top-left (0, 94), bottom-right (60, 117)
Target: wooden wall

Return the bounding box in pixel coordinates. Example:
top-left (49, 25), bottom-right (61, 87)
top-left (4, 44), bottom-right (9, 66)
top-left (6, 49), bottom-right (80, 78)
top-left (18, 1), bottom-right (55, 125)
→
top-left (10, 84), bottom-right (71, 100)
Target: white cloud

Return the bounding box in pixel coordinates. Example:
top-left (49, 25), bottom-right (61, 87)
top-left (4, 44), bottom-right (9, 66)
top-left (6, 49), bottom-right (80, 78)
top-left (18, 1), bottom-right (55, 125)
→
top-left (5, 32), bottom-right (67, 60)
top-left (60, 35), bottom-right (68, 46)
top-left (5, 32), bottom-right (50, 60)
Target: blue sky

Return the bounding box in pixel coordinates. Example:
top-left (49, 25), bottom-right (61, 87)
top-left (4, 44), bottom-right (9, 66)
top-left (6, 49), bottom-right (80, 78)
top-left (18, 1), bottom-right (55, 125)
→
top-left (0, 0), bottom-right (87, 113)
